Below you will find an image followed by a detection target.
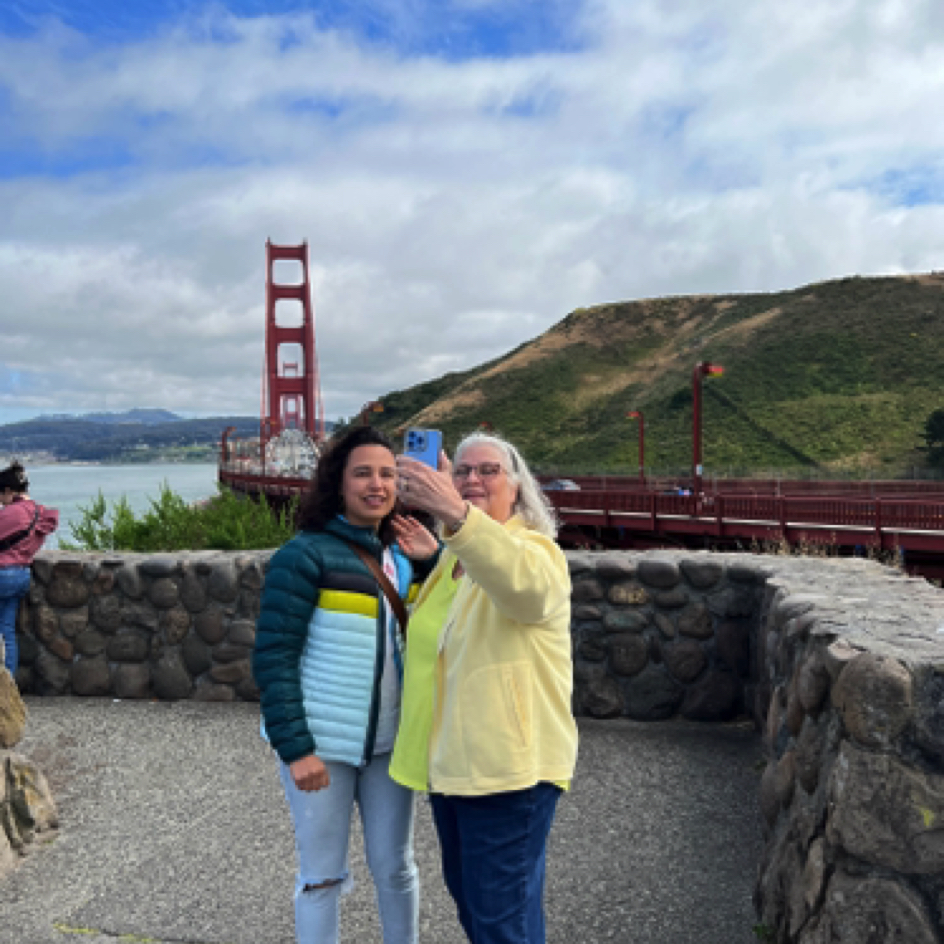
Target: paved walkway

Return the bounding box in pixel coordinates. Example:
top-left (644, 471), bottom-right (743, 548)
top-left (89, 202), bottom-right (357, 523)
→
top-left (2, 698), bottom-right (765, 944)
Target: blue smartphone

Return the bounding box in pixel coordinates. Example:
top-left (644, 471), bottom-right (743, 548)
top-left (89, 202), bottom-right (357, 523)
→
top-left (404, 428), bottom-right (442, 468)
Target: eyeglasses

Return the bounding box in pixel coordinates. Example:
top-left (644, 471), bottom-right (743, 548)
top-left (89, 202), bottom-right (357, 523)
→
top-left (453, 462), bottom-right (504, 480)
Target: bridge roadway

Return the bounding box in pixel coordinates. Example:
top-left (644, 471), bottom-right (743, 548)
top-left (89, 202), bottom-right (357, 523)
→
top-left (219, 464), bottom-right (944, 575)
top-left (3, 698), bottom-right (764, 944)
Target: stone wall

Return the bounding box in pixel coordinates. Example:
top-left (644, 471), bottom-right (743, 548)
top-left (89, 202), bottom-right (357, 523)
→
top-left (13, 548), bottom-right (944, 942)
top-left (16, 551), bottom-right (271, 701)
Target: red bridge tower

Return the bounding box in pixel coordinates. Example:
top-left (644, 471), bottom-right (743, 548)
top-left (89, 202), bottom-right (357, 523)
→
top-left (262, 239), bottom-right (325, 445)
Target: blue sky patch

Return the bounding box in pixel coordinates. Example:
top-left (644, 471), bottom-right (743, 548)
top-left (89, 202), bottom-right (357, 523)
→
top-left (0, 137), bottom-right (137, 180)
top-left (0, 0), bottom-right (587, 60)
top-left (869, 166), bottom-right (944, 207)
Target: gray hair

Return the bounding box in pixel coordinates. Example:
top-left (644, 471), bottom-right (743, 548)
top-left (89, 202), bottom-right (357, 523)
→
top-left (455, 432), bottom-right (559, 538)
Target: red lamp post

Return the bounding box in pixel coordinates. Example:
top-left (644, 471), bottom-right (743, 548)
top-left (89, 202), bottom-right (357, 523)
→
top-left (626, 411), bottom-right (644, 483)
top-left (692, 362), bottom-right (724, 496)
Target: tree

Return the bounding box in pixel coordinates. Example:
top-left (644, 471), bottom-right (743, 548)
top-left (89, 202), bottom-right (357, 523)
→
top-left (922, 409), bottom-right (944, 468)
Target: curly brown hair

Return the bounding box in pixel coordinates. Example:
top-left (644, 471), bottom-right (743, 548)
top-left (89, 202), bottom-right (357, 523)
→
top-left (296, 426), bottom-right (401, 543)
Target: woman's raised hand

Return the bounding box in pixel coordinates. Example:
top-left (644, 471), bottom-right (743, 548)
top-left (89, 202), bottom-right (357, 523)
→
top-left (391, 515), bottom-right (440, 560)
top-left (396, 453), bottom-right (466, 525)
top-left (290, 754), bottom-right (331, 792)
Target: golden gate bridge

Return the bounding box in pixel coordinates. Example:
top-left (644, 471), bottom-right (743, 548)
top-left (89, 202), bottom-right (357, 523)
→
top-left (218, 242), bottom-right (944, 580)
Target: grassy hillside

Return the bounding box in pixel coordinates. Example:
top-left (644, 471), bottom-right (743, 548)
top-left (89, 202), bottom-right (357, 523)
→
top-left (373, 273), bottom-right (944, 475)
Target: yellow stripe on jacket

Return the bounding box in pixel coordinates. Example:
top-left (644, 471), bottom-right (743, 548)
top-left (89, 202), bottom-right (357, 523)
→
top-left (317, 589), bottom-right (380, 619)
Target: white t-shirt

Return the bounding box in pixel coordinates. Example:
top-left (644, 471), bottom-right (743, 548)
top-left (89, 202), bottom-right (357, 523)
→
top-left (372, 548), bottom-right (402, 755)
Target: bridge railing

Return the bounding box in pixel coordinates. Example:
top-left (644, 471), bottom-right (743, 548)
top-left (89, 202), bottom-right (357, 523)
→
top-left (546, 489), bottom-right (944, 534)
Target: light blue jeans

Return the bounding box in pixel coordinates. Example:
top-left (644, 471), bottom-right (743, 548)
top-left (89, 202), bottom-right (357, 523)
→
top-left (278, 751), bottom-right (419, 944)
top-left (0, 567), bottom-right (30, 676)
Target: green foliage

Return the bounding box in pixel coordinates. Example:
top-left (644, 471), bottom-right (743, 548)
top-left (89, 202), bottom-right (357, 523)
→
top-left (64, 484), bottom-right (297, 552)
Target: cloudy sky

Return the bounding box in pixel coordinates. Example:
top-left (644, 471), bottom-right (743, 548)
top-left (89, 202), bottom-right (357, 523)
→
top-left (1, 0), bottom-right (943, 426)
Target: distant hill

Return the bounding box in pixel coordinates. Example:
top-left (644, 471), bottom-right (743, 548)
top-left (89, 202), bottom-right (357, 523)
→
top-left (54, 408), bottom-right (182, 425)
top-left (0, 414), bottom-right (260, 463)
top-left (371, 273), bottom-right (944, 476)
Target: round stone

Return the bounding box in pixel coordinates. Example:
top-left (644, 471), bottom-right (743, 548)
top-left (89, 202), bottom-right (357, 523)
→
top-left (227, 619), bottom-right (256, 647)
top-left (679, 558), bottom-right (724, 589)
top-left (832, 653), bottom-right (913, 749)
top-left (90, 595), bottom-right (122, 634)
top-left (148, 578), bottom-right (180, 610)
top-left (608, 583), bottom-right (648, 606)
top-left (572, 579), bottom-right (605, 602)
top-left (210, 659), bottom-right (251, 685)
top-left (59, 608), bottom-right (89, 639)
top-left (116, 565), bottom-right (144, 599)
top-left (160, 607), bottom-right (191, 645)
top-left (578, 639), bottom-right (607, 662)
top-left (653, 588), bottom-right (688, 609)
top-left (194, 609), bottom-right (226, 645)
top-left (179, 571), bottom-right (208, 613)
top-left (113, 663), bottom-right (152, 699)
top-left (106, 631), bottom-right (150, 663)
top-left (580, 675), bottom-right (623, 718)
top-left (624, 665), bottom-right (684, 721)
top-left (678, 603), bottom-right (713, 640)
top-left (603, 610), bottom-right (648, 633)
top-left (152, 651), bottom-right (193, 700)
top-left (74, 628), bottom-right (107, 657)
top-left (608, 635), bottom-right (648, 677)
top-left (46, 577), bottom-right (89, 609)
top-left (182, 635), bottom-right (212, 677)
top-left (663, 640), bottom-right (707, 683)
top-left (71, 656), bottom-right (111, 696)
top-left (636, 559), bottom-right (680, 589)
top-left (207, 561), bottom-right (239, 603)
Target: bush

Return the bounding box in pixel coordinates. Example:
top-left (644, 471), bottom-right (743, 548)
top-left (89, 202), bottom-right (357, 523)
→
top-left (64, 483), bottom-right (298, 552)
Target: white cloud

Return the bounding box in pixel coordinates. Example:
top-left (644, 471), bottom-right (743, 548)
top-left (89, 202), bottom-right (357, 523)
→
top-left (1, 0), bottom-right (943, 425)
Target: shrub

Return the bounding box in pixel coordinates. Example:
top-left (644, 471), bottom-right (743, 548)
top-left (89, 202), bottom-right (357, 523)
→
top-left (64, 483), bottom-right (297, 552)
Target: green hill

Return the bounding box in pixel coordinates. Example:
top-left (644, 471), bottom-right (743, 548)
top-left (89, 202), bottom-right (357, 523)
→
top-left (373, 273), bottom-right (944, 476)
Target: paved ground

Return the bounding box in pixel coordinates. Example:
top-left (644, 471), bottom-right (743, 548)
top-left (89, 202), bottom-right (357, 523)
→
top-left (2, 698), bottom-right (765, 944)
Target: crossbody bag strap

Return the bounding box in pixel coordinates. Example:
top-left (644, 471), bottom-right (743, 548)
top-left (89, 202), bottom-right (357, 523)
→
top-left (337, 537), bottom-right (409, 637)
top-left (0, 504), bottom-right (41, 554)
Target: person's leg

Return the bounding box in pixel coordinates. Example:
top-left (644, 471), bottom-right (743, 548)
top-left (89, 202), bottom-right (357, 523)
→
top-left (278, 760), bottom-right (357, 944)
top-left (447, 783), bottom-right (562, 944)
top-left (0, 568), bottom-right (30, 676)
top-left (430, 792), bottom-right (477, 941)
top-left (356, 751), bottom-right (419, 944)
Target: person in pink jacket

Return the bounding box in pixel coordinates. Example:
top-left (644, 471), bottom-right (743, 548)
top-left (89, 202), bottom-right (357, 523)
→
top-left (0, 462), bottom-right (58, 677)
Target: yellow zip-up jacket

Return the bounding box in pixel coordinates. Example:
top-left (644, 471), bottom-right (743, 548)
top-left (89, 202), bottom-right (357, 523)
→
top-left (422, 504), bottom-right (578, 796)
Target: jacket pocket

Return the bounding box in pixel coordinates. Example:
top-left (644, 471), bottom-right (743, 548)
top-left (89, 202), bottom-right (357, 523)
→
top-left (458, 662), bottom-right (533, 775)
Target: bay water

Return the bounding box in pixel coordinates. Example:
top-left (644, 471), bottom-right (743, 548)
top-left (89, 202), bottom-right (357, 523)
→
top-left (25, 463), bottom-right (219, 548)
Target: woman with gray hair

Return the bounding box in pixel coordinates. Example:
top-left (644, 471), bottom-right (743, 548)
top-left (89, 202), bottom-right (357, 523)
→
top-left (388, 431), bottom-right (577, 944)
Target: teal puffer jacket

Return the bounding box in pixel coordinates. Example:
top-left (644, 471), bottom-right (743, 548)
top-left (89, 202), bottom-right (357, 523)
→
top-left (252, 516), bottom-right (423, 767)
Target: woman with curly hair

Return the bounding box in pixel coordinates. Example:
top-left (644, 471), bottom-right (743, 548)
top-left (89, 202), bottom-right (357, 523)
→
top-left (252, 426), bottom-right (434, 944)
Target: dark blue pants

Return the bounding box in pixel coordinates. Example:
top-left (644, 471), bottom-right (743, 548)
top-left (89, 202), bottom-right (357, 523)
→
top-left (0, 566), bottom-right (30, 676)
top-left (430, 783), bottom-right (561, 944)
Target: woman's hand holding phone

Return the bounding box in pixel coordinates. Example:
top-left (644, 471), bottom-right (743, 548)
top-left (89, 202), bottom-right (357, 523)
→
top-left (396, 454), bottom-right (466, 527)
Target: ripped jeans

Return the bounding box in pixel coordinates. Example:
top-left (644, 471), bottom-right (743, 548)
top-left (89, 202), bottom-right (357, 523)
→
top-left (278, 751), bottom-right (419, 944)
